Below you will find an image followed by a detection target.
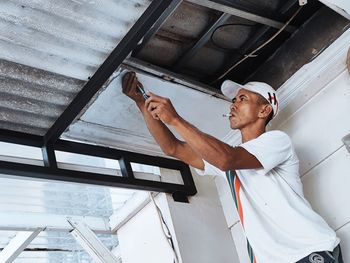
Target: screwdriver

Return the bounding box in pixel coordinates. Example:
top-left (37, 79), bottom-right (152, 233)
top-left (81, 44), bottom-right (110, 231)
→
top-left (137, 83), bottom-right (150, 100)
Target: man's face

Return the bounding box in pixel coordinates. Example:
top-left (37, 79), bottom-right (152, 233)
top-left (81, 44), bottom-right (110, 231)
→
top-left (229, 88), bottom-right (263, 130)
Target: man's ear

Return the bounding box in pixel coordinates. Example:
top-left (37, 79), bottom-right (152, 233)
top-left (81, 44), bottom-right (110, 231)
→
top-left (258, 104), bottom-right (273, 118)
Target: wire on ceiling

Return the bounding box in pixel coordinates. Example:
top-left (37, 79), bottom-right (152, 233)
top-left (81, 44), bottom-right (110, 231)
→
top-left (211, 6), bottom-right (303, 84)
top-left (210, 23), bottom-right (255, 52)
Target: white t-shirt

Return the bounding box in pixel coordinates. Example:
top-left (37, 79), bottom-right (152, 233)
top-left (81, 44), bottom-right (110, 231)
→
top-left (197, 130), bottom-right (339, 263)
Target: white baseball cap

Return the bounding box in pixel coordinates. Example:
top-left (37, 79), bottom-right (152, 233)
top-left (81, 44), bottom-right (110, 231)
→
top-left (221, 80), bottom-right (279, 118)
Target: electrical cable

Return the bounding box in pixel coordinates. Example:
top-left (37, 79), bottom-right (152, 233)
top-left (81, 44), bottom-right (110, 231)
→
top-left (211, 6), bottom-right (303, 84)
top-left (149, 192), bottom-right (179, 263)
top-left (210, 23), bottom-right (255, 52)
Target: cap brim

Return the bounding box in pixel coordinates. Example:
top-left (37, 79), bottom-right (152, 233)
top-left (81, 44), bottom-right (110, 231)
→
top-left (221, 80), bottom-right (244, 100)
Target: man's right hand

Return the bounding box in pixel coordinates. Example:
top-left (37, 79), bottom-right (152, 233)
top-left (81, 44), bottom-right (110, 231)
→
top-left (122, 71), bottom-right (144, 104)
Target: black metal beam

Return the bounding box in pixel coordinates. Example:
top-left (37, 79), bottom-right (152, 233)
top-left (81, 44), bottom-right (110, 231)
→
top-left (132, 0), bottom-right (182, 56)
top-left (55, 140), bottom-right (187, 170)
top-left (210, 25), bottom-right (271, 83)
top-left (0, 129), bottom-right (43, 147)
top-left (186, 0), bottom-right (296, 33)
top-left (118, 157), bottom-right (135, 179)
top-left (54, 139), bottom-right (196, 191)
top-left (41, 143), bottom-right (57, 168)
top-left (211, 0), bottom-right (300, 84)
top-left (0, 129), bottom-right (197, 197)
top-left (173, 13), bottom-right (231, 71)
top-left (0, 160), bottom-right (196, 195)
top-left (43, 0), bottom-right (174, 145)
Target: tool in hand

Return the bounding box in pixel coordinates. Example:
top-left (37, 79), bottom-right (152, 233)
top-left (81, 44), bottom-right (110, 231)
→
top-left (137, 83), bottom-right (150, 100)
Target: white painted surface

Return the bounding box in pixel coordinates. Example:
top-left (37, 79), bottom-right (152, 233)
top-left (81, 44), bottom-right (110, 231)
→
top-left (302, 146), bottom-right (350, 230)
top-left (230, 224), bottom-right (251, 263)
top-left (109, 191), bottom-right (150, 232)
top-left (166, 173), bottom-right (239, 263)
top-left (117, 173), bottom-right (239, 263)
top-left (278, 70), bottom-right (350, 175)
top-left (116, 194), bottom-right (177, 263)
top-left (337, 222), bottom-right (350, 261)
top-left (214, 176), bottom-right (239, 228)
top-left (65, 70), bottom-right (231, 156)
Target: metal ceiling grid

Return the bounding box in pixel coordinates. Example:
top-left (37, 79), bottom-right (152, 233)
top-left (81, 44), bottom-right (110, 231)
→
top-left (0, 0), bottom-right (198, 199)
top-left (132, 0), bottom-right (324, 86)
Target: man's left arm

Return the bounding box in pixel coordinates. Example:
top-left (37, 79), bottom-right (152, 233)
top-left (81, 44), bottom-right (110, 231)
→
top-left (173, 117), bottom-right (262, 171)
top-left (146, 93), bottom-right (262, 171)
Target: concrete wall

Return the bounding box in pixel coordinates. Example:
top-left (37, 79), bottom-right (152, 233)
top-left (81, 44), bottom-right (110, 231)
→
top-left (116, 173), bottom-right (240, 263)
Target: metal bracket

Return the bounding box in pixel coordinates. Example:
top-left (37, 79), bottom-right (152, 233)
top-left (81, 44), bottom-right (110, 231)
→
top-left (172, 191), bottom-right (189, 203)
top-left (0, 228), bottom-right (43, 263)
top-left (67, 218), bottom-right (119, 263)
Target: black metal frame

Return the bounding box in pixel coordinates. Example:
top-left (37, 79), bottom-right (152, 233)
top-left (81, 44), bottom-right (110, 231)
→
top-left (132, 0), bottom-right (182, 57)
top-left (210, 0), bottom-right (299, 83)
top-left (0, 130), bottom-right (197, 201)
top-left (173, 13), bottom-right (231, 71)
top-left (0, 0), bottom-right (197, 202)
top-left (43, 0), bottom-right (175, 146)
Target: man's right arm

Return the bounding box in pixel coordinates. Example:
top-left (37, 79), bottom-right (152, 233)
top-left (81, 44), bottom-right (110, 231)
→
top-left (137, 100), bottom-right (204, 170)
top-left (122, 72), bottom-right (204, 170)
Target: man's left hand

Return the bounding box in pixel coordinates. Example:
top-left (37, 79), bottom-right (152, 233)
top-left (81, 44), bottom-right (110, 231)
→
top-left (145, 92), bottom-right (180, 126)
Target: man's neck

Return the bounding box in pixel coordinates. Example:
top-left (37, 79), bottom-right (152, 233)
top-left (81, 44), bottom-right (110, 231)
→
top-left (240, 126), bottom-right (266, 143)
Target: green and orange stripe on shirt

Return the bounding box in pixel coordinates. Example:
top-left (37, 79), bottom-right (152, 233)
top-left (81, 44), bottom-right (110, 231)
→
top-left (226, 170), bottom-right (257, 263)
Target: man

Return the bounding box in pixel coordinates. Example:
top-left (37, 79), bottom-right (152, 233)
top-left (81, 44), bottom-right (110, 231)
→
top-left (122, 72), bottom-right (343, 263)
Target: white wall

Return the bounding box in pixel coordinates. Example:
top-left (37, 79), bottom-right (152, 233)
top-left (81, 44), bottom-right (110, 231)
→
top-left (269, 29), bottom-right (350, 261)
top-left (116, 194), bottom-right (176, 263)
top-left (116, 173), bottom-right (240, 263)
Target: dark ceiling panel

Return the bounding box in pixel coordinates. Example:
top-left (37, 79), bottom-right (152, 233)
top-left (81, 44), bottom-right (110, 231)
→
top-left (246, 7), bottom-right (350, 89)
top-left (133, 0), bottom-right (333, 92)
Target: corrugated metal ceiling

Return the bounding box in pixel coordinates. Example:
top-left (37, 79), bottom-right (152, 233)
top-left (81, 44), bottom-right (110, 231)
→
top-left (0, 0), bottom-right (150, 136)
top-left (0, 0), bottom-right (149, 80)
top-left (0, 60), bottom-right (84, 135)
